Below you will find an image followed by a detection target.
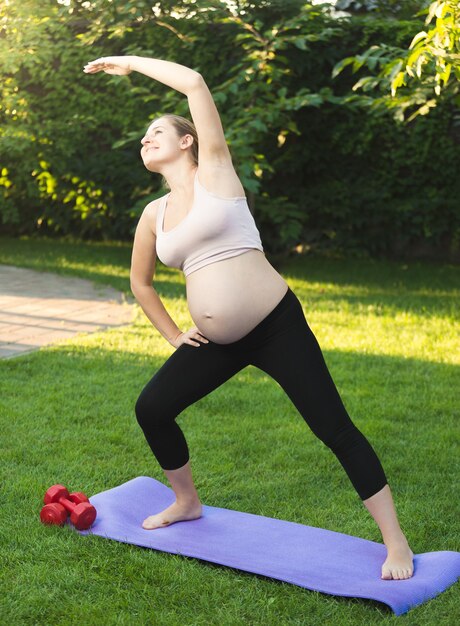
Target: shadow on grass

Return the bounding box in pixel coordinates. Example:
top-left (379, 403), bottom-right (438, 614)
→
top-left (279, 253), bottom-right (460, 292)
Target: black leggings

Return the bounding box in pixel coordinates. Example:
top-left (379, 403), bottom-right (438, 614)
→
top-left (135, 287), bottom-right (388, 500)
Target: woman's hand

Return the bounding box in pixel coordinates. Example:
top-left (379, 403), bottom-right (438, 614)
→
top-left (171, 327), bottom-right (210, 349)
top-left (83, 56), bottom-right (134, 76)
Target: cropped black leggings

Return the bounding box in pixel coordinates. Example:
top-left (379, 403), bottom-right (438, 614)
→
top-left (135, 287), bottom-right (388, 501)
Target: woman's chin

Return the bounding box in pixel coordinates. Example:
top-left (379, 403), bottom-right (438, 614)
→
top-left (143, 162), bottom-right (160, 173)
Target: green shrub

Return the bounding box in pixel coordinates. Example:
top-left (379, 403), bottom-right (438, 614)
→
top-left (1, 1), bottom-right (458, 261)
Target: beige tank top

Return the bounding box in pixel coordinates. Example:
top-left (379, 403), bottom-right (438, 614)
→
top-left (156, 170), bottom-right (264, 277)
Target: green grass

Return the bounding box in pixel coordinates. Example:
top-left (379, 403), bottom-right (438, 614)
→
top-left (1, 236), bottom-right (459, 625)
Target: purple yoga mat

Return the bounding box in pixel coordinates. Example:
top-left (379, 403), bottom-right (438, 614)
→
top-left (76, 477), bottom-right (460, 616)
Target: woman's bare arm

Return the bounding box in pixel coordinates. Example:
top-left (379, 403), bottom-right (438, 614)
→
top-left (84, 55), bottom-right (201, 95)
top-left (130, 203), bottom-right (209, 349)
top-left (130, 56), bottom-right (201, 95)
top-left (130, 202), bottom-right (183, 346)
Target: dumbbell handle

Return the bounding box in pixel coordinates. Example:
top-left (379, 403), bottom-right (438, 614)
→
top-left (57, 496), bottom-right (85, 514)
top-left (58, 496), bottom-right (97, 530)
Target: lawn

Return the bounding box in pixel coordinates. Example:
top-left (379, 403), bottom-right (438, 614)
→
top-left (1, 236), bottom-right (459, 625)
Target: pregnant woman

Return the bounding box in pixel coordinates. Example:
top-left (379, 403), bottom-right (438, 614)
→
top-left (84, 55), bottom-right (414, 580)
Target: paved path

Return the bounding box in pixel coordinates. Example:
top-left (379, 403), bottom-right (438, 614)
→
top-left (0, 265), bottom-right (134, 359)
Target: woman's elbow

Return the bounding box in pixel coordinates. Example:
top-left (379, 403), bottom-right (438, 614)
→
top-left (188, 72), bottom-right (204, 92)
top-left (130, 277), bottom-right (143, 297)
top-left (130, 278), bottom-right (154, 298)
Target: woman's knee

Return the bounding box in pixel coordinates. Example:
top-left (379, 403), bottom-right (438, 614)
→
top-left (318, 421), bottom-right (364, 454)
top-left (135, 387), bottom-right (174, 430)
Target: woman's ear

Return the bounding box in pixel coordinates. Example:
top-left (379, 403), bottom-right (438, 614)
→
top-left (180, 134), bottom-right (194, 149)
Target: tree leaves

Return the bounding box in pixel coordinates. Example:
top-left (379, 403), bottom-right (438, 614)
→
top-left (329, 0), bottom-right (460, 123)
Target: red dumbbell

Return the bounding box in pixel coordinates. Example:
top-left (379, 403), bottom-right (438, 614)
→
top-left (40, 490), bottom-right (92, 526)
top-left (40, 484), bottom-right (97, 530)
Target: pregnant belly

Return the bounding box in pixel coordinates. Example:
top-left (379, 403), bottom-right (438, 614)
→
top-left (185, 250), bottom-right (289, 344)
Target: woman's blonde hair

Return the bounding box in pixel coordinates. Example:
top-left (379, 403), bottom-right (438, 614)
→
top-left (155, 114), bottom-right (199, 190)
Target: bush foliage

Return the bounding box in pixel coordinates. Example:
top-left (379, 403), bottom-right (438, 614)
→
top-left (1, 0), bottom-right (458, 261)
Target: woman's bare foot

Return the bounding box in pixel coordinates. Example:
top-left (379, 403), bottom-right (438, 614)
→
top-left (381, 537), bottom-right (414, 580)
top-left (142, 500), bottom-right (202, 530)
top-left (362, 484), bottom-right (414, 580)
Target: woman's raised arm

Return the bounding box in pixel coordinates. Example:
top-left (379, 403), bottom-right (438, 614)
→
top-left (83, 56), bottom-right (201, 95)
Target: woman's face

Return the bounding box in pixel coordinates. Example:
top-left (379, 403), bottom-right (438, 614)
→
top-left (140, 119), bottom-right (183, 172)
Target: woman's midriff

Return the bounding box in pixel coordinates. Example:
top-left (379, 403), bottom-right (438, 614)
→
top-left (185, 250), bottom-right (289, 344)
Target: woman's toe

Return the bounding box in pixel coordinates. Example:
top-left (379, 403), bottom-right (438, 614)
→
top-left (381, 568), bottom-right (392, 580)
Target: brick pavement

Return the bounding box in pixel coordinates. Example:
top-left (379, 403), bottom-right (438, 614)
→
top-left (0, 265), bottom-right (134, 359)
